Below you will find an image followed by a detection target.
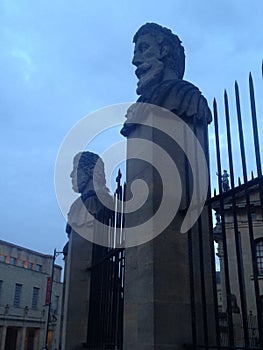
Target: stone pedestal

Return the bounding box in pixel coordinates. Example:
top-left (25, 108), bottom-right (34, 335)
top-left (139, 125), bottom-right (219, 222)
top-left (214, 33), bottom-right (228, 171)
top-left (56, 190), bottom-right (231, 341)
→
top-left (123, 111), bottom-right (216, 350)
top-left (0, 326), bottom-right (6, 350)
top-left (19, 327), bottom-right (26, 350)
top-left (61, 232), bottom-right (93, 350)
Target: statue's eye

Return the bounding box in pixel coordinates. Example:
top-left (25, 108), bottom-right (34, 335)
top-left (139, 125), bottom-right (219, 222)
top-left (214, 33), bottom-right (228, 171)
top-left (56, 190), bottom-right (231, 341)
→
top-left (139, 43), bottom-right (149, 53)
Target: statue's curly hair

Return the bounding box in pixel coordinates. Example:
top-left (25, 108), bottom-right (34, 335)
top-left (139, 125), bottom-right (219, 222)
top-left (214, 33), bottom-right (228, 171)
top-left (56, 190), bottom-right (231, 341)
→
top-left (133, 23), bottom-right (185, 79)
top-left (75, 151), bottom-right (108, 190)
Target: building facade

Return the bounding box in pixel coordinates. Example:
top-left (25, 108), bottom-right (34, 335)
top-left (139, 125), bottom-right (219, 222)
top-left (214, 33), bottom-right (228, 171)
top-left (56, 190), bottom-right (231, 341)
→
top-left (0, 240), bottom-right (63, 350)
top-left (214, 187), bottom-right (263, 346)
top-left (214, 189), bottom-right (263, 314)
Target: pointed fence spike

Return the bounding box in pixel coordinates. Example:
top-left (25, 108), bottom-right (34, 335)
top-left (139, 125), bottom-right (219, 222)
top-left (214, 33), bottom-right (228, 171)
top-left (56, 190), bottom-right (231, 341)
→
top-left (213, 98), bottom-right (217, 108)
top-left (238, 177), bottom-right (241, 186)
top-left (214, 188), bottom-right (216, 196)
top-left (235, 80), bottom-right (239, 94)
top-left (251, 171), bottom-right (254, 180)
top-left (249, 71), bottom-right (262, 177)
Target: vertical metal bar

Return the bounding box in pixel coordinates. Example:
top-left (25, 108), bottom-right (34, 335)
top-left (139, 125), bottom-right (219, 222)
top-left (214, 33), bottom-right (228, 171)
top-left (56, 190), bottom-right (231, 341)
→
top-left (112, 252), bottom-right (119, 344)
top-left (248, 73), bottom-right (263, 347)
top-left (116, 171), bottom-right (123, 245)
top-left (122, 183), bottom-right (127, 245)
top-left (224, 91), bottom-right (234, 189)
top-left (120, 183), bottom-right (126, 349)
top-left (249, 73), bottom-right (263, 221)
top-left (101, 250), bottom-right (109, 346)
top-left (249, 73), bottom-right (262, 177)
top-left (213, 98), bottom-right (235, 347)
top-left (184, 119), bottom-right (197, 347)
top-left (194, 115), bottom-right (208, 347)
top-left (224, 90), bottom-right (250, 346)
top-left (115, 252), bottom-right (121, 348)
top-left (202, 111), bottom-right (221, 347)
top-left (44, 249), bottom-right (56, 349)
top-left (235, 81), bottom-right (248, 183)
top-left (197, 214), bottom-right (209, 346)
top-left (244, 186), bottom-right (263, 348)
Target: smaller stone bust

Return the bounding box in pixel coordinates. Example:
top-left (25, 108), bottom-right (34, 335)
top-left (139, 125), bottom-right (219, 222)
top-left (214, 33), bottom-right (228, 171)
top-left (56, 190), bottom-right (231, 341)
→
top-left (67, 151), bottom-right (112, 235)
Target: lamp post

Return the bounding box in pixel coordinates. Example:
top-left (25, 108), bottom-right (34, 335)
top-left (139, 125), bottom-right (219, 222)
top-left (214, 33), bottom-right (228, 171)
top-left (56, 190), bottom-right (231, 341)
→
top-left (44, 248), bottom-right (63, 350)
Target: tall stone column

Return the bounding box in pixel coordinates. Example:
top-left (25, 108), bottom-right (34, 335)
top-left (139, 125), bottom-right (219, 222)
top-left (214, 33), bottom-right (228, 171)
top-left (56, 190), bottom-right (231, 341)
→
top-left (0, 326), bottom-right (6, 350)
top-left (123, 110), bottom-right (216, 350)
top-left (33, 329), bottom-right (40, 350)
top-left (20, 327), bottom-right (26, 350)
top-left (61, 232), bottom-right (93, 350)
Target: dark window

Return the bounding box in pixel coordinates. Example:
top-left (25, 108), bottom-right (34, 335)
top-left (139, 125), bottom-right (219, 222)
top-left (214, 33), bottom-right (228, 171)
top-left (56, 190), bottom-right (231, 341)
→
top-left (9, 257), bottom-right (15, 265)
top-left (251, 212), bottom-right (257, 220)
top-left (256, 239), bottom-right (263, 275)
top-left (35, 264), bottom-right (42, 272)
top-left (54, 295), bottom-right (59, 314)
top-left (0, 255), bottom-right (6, 263)
top-left (14, 283), bottom-right (22, 307)
top-left (32, 287), bottom-right (39, 309)
top-left (28, 262), bottom-right (33, 270)
top-left (17, 260), bottom-right (24, 268)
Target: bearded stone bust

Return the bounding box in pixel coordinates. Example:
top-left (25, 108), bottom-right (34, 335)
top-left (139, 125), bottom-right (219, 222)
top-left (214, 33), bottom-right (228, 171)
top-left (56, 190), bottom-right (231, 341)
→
top-left (121, 23), bottom-right (212, 136)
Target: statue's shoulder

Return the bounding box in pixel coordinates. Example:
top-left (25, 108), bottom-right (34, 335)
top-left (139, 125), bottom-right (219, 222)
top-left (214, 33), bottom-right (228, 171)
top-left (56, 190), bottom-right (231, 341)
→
top-left (154, 79), bottom-right (212, 124)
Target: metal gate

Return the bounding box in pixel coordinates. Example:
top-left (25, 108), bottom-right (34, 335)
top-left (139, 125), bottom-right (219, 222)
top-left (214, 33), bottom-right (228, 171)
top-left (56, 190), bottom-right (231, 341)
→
top-left (85, 171), bottom-right (125, 350)
top-left (195, 67), bottom-right (263, 349)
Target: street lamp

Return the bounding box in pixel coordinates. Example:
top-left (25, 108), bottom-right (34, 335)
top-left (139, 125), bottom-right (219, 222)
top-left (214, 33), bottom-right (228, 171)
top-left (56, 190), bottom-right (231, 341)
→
top-left (44, 248), bottom-right (63, 350)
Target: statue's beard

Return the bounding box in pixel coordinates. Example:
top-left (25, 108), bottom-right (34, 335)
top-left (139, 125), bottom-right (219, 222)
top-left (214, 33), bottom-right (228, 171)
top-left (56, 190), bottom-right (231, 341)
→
top-left (136, 58), bottom-right (164, 95)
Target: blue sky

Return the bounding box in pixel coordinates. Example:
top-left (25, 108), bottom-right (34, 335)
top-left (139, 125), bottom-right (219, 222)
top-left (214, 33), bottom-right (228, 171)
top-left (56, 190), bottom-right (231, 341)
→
top-left (1, 0), bottom-right (263, 261)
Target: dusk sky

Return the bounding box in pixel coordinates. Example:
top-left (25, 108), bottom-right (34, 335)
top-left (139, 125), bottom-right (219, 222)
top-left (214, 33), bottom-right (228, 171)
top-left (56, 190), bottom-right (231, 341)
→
top-left (1, 1), bottom-right (263, 265)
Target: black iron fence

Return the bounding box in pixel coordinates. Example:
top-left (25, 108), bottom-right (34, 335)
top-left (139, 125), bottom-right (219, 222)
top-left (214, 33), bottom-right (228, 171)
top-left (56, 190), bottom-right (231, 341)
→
top-left (204, 67), bottom-right (263, 349)
top-left (85, 171), bottom-right (125, 350)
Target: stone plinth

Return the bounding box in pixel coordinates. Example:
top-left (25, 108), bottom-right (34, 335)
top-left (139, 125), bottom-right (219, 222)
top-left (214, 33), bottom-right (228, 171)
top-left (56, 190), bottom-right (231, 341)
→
top-left (62, 232), bottom-right (93, 350)
top-left (123, 111), bottom-right (216, 350)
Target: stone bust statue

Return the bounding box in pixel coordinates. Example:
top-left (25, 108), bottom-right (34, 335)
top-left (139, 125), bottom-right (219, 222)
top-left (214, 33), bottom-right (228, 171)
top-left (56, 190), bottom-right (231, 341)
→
top-left (67, 151), bottom-right (112, 234)
top-left (121, 22), bottom-right (212, 136)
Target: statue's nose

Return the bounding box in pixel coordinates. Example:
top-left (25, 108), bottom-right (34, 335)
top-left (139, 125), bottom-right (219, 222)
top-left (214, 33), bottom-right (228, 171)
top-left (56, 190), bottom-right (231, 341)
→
top-left (132, 52), bottom-right (141, 67)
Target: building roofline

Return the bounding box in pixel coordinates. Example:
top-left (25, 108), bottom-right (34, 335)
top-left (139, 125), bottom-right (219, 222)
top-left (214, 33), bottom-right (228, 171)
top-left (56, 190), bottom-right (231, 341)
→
top-left (0, 239), bottom-right (54, 259)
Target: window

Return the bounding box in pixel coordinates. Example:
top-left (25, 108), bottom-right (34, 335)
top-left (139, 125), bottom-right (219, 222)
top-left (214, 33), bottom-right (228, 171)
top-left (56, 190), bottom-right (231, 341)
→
top-left (14, 283), bottom-right (22, 307)
top-left (256, 239), bottom-right (263, 275)
top-left (35, 264), bottom-right (42, 272)
top-left (251, 212), bottom-right (257, 220)
top-left (32, 287), bottom-right (39, 309)
top-left (0, 255), bottom-right (6, 263)
top-left (28, 262), bottom-right (33, 270)
top-left (17, 260), bottom-right (24, 268)
top-left (9, 257), bottom-right (15, 265)
top-left (53, 295), bottom-right (59, 314)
